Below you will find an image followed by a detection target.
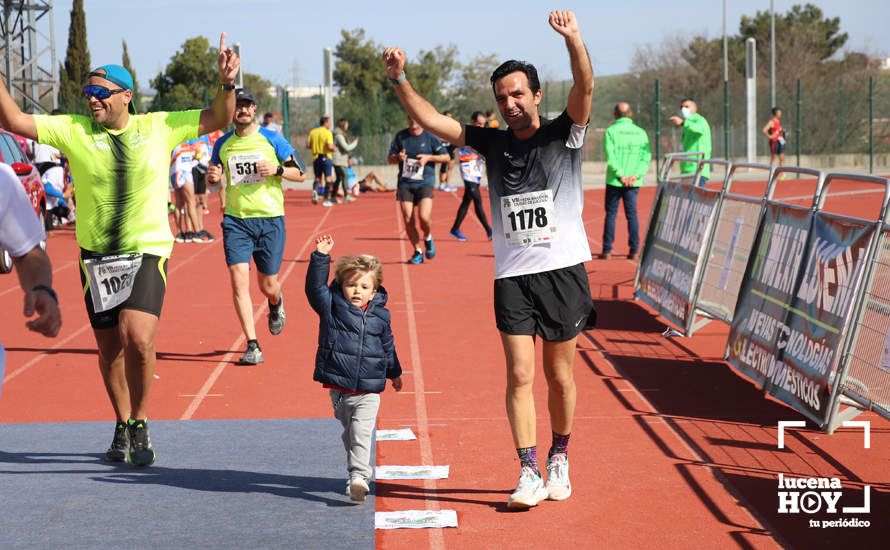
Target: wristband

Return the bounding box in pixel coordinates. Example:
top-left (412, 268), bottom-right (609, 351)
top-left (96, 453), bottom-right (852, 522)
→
top-left (32, 284), bottom-right (58, 303)
top-left (219, 83), bottom-right (236, 91)
top-left (275, 165), bottom-right (284, 177)
top-left (389, 73), bottom-right (406, 86)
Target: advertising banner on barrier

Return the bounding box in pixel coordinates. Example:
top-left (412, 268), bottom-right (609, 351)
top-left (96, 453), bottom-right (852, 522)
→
top-left (727, 206), bottom-right (873, 423)
top-left (637, 180), bottom-right (720, 331)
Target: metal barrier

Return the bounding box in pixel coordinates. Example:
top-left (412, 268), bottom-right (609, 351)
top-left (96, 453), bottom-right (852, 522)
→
top-left (635, 158), bottom-right (728, 335)
top-left (637, 156), bottom-right (890, 432)
top-left (823, 174), bottom-right (890, 432)
top-left (693, 163), bottom-right (774, 325)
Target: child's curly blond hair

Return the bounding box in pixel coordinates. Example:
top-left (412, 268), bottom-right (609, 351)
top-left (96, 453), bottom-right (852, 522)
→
top-left (333, 254), bottom-right (383, 288)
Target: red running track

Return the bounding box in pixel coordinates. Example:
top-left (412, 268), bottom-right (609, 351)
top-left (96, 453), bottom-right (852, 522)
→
top-left (1, 183), bottom-right (887, 548)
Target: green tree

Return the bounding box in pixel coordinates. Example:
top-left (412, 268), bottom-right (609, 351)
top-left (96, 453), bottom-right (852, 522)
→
top-left (448, 52), bottom-right (501, 121)
top-left (242, 72), bottom-right (274, 113)
top-left (121, 40), bottom-right (140, 113)
top-left (149, 36), bottom-right (216, 111)
top-left (332, 28), bottom-right (464, 162)
top-left (58, 0), bottom-right (90, 115)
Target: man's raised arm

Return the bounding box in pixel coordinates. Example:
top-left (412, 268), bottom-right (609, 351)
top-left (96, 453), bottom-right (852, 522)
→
top-left (0, 75), bottom-right (38, 140)
top-left (199, 33), bottom-right (239, 135)
top-left (383, 47), bottom-right (465, 147)
top-left (550, 11), bottom-right (594, 125)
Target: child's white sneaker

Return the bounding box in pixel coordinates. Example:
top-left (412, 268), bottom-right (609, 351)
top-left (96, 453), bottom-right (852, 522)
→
top-left (349, 477), bottom-right (370, 502)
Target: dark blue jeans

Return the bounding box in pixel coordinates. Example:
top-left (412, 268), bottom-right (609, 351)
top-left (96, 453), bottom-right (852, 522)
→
top-left (602, 185), bottom-right (639, 254)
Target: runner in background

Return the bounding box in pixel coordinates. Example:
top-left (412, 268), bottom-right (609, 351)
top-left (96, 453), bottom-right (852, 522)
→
top-left (762, 107), bottom-right (785, 168)
top-left (0, 34), bottom-right (240, 466)
top-left (449, 111), bottom-right (492, 241)
top-left (306, 116), bottom-right (335, 205)
top-left (437, 111), bottom-right (458, 192)
top-left (384, 10), bottom-right (595, 509)
top-left (332, 117), bottom-right (359, 204)
top-left (207, 88), bottom-right (305, 365)
top-left (387, 116), bottom-right (450, 265)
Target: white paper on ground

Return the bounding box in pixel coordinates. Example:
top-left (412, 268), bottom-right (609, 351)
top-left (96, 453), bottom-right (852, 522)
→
top-left (376, 428), bottom-right (416, 441)
top-left (375, 465), bottom-right (449, 479)
top-left (375, 510), bottom-right (458, 529)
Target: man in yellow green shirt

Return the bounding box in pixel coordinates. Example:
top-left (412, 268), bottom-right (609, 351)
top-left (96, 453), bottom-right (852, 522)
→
top-left (0, 33), bottom-right (240, 467)
top-left (602, 102), bottom-right (651, 260)
top-left (207, 88), bottom-right (305, 365)
top-left (306, 116), bottom-right (335, 204)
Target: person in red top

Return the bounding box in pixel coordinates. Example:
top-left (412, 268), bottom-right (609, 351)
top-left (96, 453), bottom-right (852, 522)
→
top-left (762, 107), bottom-right (785, 168)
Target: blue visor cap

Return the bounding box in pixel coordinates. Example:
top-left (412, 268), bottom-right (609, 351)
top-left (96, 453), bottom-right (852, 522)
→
top-left (88, 64), bottom-right (136, 113)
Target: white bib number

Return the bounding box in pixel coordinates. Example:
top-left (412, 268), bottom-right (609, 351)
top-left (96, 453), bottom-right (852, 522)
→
top-left (228, 153), bottom-right (265, 185)
top-left (500, 190), bottom-right (557, 248)
top-left (402, 158), bottom-right (425, 181)
top-left (460, 159), bottom-right (483, 183)
top-left (84, 254), bottom-right (143, 313)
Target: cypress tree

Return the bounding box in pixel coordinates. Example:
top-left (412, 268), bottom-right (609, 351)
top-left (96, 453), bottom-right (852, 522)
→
top-left (121, 40), bottom-right (140, 113)
top-left (58, 0), bottom-right (90, 115)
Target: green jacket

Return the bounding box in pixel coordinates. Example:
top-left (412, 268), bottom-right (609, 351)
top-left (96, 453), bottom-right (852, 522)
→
top-left (680, 112), bottom-right (712, 179)
top-left (604, 118), bottom-right (651, 187)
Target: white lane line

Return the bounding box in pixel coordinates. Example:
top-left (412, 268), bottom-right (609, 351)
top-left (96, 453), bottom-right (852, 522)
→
top-left (394, 201), bottom-right (446, 550)
top-left (0, 260), bottom-right (76, 298)
top-left (3, 242), bottom-right (220, 384)
top-left (180, 208), bottom-right (332, 420)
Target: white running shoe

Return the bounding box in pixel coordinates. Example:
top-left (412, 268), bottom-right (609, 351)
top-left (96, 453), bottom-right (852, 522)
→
top-left (545, 453), bottom-right (572, 501)
top-left (349, 477), bottom-right (370, 502)
top-left (507, 466), bottom-right (548, 509)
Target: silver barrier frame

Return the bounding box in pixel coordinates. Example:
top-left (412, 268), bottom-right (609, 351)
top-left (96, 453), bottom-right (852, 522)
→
top-left (634, 153), bottom-right (704, 293)
top-left (688, 162), bottom-right (774, 330)
top-left (680, 158), bottom-right (732, 335)
top-left (634, 155), bottom-right (727, 334)
top-left (820, 173), bottom-right (890, 433)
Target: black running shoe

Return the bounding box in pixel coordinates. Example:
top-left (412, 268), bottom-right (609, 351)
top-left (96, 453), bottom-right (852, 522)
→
top-left (105, 421), bottom-right (129, 462)
top-left (268, 293), bottom-right (286, 335)
top-left (127, 419), bottom-right (156, 467)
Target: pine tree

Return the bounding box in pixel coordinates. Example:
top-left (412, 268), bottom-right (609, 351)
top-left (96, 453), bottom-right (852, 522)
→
top-left (121, 40), bottom-right (140, 113)
top-left (58, 0), bottom-right (90, 115)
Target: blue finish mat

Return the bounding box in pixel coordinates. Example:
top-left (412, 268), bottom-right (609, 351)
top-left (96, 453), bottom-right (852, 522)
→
top-left (0, 419), bottom-right (374, 549)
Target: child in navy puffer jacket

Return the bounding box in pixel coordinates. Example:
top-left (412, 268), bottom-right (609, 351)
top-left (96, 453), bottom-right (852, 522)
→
top-left (305, 234), bottom-right (402, 502)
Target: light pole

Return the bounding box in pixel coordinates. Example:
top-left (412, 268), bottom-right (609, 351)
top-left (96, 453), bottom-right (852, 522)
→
top-left (770, 0), bottom-right (776, 109)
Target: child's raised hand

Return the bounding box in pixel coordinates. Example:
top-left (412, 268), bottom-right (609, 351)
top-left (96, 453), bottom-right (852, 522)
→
top-left (391, 376), bottom-right (403, 392)
top-left (315, 235), bottom-right (334, 254)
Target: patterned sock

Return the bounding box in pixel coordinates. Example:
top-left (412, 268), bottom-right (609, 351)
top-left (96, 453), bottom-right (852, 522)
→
top-left (247, 339), bottom-right (260, 350)
top-left (549, 432), bottom-right (571, 458)
top-left (516, 446), bottom-right (539, 474)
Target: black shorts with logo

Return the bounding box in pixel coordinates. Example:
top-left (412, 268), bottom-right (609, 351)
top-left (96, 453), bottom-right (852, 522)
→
top-left (79, 249), bottom-right (168, 329)
top-left (494, 263), bottom-right (596, 341)
top-left (396, 185), bottom-right (434, 204)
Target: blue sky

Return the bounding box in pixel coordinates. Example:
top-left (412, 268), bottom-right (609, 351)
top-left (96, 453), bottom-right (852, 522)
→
top-left (52, 1), bottom-right (888, 88)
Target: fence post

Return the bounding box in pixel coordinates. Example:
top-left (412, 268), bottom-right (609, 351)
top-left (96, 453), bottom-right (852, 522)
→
top-left (869, 76), bottom-right (874, 175)
top-left (839, 74), bottom-right (845, 150)
top-left (795, 79), bottom-right (801, 166)
top-left (281, 86), bottom-right (290, 142)
top-left (655, 79), bottom-right (661, 175)
top-left (724, 79), bottom-right (730, 159)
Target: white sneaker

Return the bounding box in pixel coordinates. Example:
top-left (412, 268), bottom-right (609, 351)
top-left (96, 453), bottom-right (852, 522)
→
top-left (507, 466), bottom-right (548, 509)
top-left (545, 453), bottom-right (572, 501)
top-left (322, 199), bottom-right (334, 207)
top-left (349, 477), bottom-right (369, 502)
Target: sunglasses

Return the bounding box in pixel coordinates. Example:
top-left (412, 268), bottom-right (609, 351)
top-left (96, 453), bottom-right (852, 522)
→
top-left (83, 84), bottom-right (127, 100)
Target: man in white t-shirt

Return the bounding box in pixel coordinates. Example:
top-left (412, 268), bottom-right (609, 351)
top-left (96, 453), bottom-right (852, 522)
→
top-left (384, 11), bottom-right (595, 510)
top-left (0, 162), bottom-right (62, 393)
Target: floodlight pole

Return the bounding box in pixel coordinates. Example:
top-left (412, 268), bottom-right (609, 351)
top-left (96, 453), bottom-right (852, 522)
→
top-left (723, 0), bottom-right (730, 158)
top-left (770, 0), bottom-right (776, 109)
top-left (745, 38), bottom-right (757, 163)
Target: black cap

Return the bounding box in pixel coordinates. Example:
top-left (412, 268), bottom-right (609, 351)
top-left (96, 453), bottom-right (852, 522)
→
top-left (235, 88), bottom-right (255, 104)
